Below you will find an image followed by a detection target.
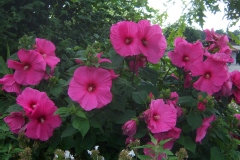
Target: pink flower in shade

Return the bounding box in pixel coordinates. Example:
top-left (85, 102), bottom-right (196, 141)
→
top-left (0, 74), bottom-right (21, 94)
top-left (234, 114), bottom-right (240, 126)
top-left (197, 102), bottom-right (206, 111)
top-left (4, 111), bottom-right (25, 134)
top-left (68, 66), bottom-right (112, 111)
top-left (144, 127), bottom-right (181, 160)
top-left (137, 20), bottom-right (167, 64)
top-left (233, 88), bottom-right (240, 105)
top-left (7, 49), bottom-right (46, 85)
top-left (96, 52), bottom-right (112, 64)
top-left (144, 99), bottom-right (177, 133)
top-left (143, 142), bottom-right (164, 160)
top-left (35, 38), bottom-right (60, 70)
top-left (184, 72), bottom-right (192, 88)
top-left (191, 58), bottom-right (228, 95)
top-left (128, 55), bottom-right (147, 75)
top-left (216, 75), bottom-right (232, 97)
top-left (166, 92), bottom-right (179, 106)
top-left (125, 137), bottom-right (136, 145)
top-left (122, 119), bottom-right (137, 137)
top-left (168, 37), bottom-right (204, 71)
top-left (176, 106), bottom-right (183, 117)
top-left (16, 87), bottom-right (51, 117)
top-left (25, 98), bottom-right (62, 141)
top-left (231, 70), bottom-right (240, 89)
top-left (110, 21), bottom-right (140, 57)
top-left (195, 115), bottom-right (216, 143)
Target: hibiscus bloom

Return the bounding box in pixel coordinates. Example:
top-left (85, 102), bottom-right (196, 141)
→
top-left (68, 66), bottom-right (112, 111)
top-left (168, 37), bottom-right (204, 71)
top-left (35, 38), bottom-right (60, 70)
top-left (7, 49), bottom-right (46, 85)
top-left (144, 99), bottom-right (177, 133)
top-left (4, 111), bottom-right (25, 134)
top-left (191, 58), bottom-right (228, 95)
top-left (16, 87), bottom-right (52, 117)
top-left (137, 20), bottom-right (167, 64)
top-left (24, 97), bottom-right (62, 141)
top-left (231, 70), bottom-right (240, 89)
top-left (0, 74), bottom-right (21, 94)
top-left (195, 115), bottom-right (216, 143)
top-left (110, 21), bottom-right (140, 56)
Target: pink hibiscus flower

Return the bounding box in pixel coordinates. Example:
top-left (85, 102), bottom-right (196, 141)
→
top-left (24, 97), bottom-right (62, 141)
top-left (16, 87), bottom-right (52, 117)
top-left (230, 70), bottom-right (240, 89)
top-left (195, 115), bottom-right (216, 143)
top-left (7, 49), bottom-right (46, 85)
top-left (137, 20), bottom-right (167, 64)
top-left (191, 58), bottom-right (228, 95)
top-left (184, 72), bottom-right (192, 88)
top-left (0, 74), bottom-right (21, 94)
top-left (4, 111), bottom-right (25, 134)
top-left (110, 21), bottom-right (140, 56)
top-left (68, 66), bottom-right (113, 111)
top-left (168, 37), bottom-right (204, 71)
top-left (233, 88), bottom-right (240, 104)
top-left (144, 99), bottom-right (177, 133)
top-left (204, 28), bottom-right (221, 42)
top-left (35, 38), bottom-right (60, 70)
top-left (165, 92), bottom-right (179, 106)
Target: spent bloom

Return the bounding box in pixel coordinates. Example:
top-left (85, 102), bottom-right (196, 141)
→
top-left (110, 21), bottom-right (140, 56)
top-left (122, 119), bottom-right (137, 137)
top-left (0, 74), bottom-right (21, 94)
top-left (137, 20), bottom-right (167, 63)
top-left (68, 66), bottom-right (112, 111)
top-left (195, 115), bottom-right (216, 143)
top-left (144, 99), bottom-right (177, 133)
top-left (7, 49), bottom-right (46, 85)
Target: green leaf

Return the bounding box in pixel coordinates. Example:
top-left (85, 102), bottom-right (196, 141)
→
top-left (138, 67), bottom-right (159, 84)
top-left (187, 112), bottom-right (202, 130)
top-left (50, 85), bottom-right (63, 98)
top-left (99, 62), bottom-right (114, 69)
top-left (132, 91), bottom-right (148, 104)
top-left (72, 117), bottom-right (90, 137)
top-left (114, 110), bottom-right (136, 124)
top-left (108, 48), bottom-right (124, 69)
top-left (137, 155), bottom-right (152, 160)
top-left (61, 125), bottom-right (78, 138)
top-left (178, 96), bottom-right (197, 107)
top-left (0, 56), bottom-right (10, 75)
top-left (177, 136), bottom-right (196, 154)
top-left (89, 118), bottom-right (103, 132)
top-left (210, 147), bottom-right (224, 160)
top-left (6, 104), bottom-right (23, 113)
top-left (134, 126), bottom-right (147, 138)
top-left (55, 107), bottom-right (70, 115)
top-left (76, 110), bottom-right (86, 118)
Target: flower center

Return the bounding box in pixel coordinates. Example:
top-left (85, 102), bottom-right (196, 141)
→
top-left (205, 73), bottom-right (211, 79)
top-left (42, 54), bottom-right (46, 58)
top-left (39, 117), bottom-right (45, 123)
top-left (141, 38), bottom-right (148, 46)
top-left (125, 37), bottom-right (133, 44)
top-left (153, 114), bottom-right (160, 120)
top-left (23, 65), bottom-right (30, 70)
top-left (87, 84), bottom-right (96, 92)
top-left (183, 56), bottom-right (189, 61)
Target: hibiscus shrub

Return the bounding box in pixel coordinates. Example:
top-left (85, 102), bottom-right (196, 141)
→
top-left (0, 20), bottom-right (240, 160)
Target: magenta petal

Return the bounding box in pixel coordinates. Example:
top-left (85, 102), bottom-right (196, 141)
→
top-left (7, 60), bottom-right (24, 70)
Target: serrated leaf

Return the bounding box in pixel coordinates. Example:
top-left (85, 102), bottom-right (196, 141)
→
top-left (72, 117), bottom-right (90, 137)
